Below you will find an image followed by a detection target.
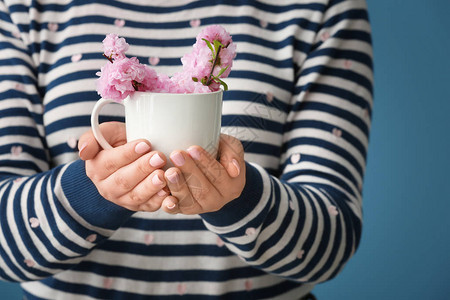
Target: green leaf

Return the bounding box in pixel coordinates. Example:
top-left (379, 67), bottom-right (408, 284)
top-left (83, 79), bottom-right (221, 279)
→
top-left (217, 66), bottom-right (229, 77)
top-left (192, 77), bottom-right (198, 82)
top-left (202, 38), bottom-right (214, 53)
top-left (214, 77), bottom-right (228, 91)
top-left (213, 39), bottom-right (225, 52)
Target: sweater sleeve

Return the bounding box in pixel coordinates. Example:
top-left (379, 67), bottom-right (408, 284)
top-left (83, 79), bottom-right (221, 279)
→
top-left (0, 1), bottom-right (133, 282)
top-left (201, 0), bottom-right (373, 284)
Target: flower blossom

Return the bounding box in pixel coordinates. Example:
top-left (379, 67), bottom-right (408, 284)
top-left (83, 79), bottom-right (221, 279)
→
top-left (170, 72), bottom-right (212, 94)
top-left (196, 25), bottom-right (233, 48)
top-left (96, 57), bottom-right (158, 101)
top-left (102, 33), bottom-right (129, 60)
top-left (180, 25), bottom-right (236, 91)
top-left (96, 25), bottom-right (236, 101)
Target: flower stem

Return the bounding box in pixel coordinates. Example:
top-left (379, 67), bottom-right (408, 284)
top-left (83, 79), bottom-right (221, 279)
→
top-left (206, 45), bottom-right (222, 86)
top-left (103, 54), bottom-right (114, 64)
top-left (132, 80), bottom-right (141, 91)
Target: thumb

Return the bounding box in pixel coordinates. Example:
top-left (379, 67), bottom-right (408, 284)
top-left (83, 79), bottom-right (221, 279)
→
top-left (218, 134), bottom-right (245, 178)
top-left (78, 122), bottom-right (127, 160)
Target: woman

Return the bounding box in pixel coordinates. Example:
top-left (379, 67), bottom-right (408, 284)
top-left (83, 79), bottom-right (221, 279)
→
top-left (0, 0), bottom-right (373, 298)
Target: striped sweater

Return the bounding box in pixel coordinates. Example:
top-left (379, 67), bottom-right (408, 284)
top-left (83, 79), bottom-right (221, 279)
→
top-left (0, 0), bottom-right (373, 299)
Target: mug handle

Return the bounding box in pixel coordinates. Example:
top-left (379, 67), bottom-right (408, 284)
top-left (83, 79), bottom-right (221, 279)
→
top-left (91, 98), bottom-right (124, 150)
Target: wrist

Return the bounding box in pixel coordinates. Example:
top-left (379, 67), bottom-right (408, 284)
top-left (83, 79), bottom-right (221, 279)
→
top-left (60, 160), bottom-right (134, 230)
top-left (201, 161), bottom-right (268, 227)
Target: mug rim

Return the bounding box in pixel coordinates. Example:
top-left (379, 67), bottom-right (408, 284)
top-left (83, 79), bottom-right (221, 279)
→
top-left (131, 89), bottom-right (223, 97)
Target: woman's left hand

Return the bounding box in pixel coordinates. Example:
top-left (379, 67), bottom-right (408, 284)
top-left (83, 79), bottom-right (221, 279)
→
top-left (162, 134), bottom-right (246, 214)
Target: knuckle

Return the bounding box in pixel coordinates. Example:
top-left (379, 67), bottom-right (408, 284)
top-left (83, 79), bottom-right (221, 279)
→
top-left (91, 174), bottom-right (101, 183)
top-left (123, 146), bottom-right (137, 161)
top-left (103, 157), bottom-right (118, 173)
top-left (97, 187), bottom-right (112, 201)
top-left (115, 196), bottom-right (137, 210)
top-left (102, 191), bottom-right (113, 201)
top-left (230, 189), bottom-right (242, 199)
top-left (139, 198), bottom-right (161, 212)
top-left (128, 190), bottom-right (147, 204)
top-left (137, 158), bottom-right (151, 175)
top-left (113, 174), bottom-right (132, 191)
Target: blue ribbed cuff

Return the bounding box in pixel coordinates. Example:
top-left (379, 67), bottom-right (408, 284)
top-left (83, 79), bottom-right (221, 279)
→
top-left (200, 162), bottom-right (264, 226)
top-left (61, 160), bottom-right (134, 230)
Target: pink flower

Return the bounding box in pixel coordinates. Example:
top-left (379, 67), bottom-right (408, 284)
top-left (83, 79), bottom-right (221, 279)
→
top-left (195, 25), bottom-right (233, 47)
top-left (170, 72), bottom-right (211, 94)
top-left (96, 26), bottom-right (236, 100)
top-left (153, 73), bottom-right (173, 93)
top-left (102, 34), bottom-right (129, 60)
top-left (96, 57), bottom-right (158, 101)
top-left (207, 80), bottom-right (221, 92)
top-left (181, 25), bottom-right (236, 91)
top-left (180, 45), bottom-right (213, 82)
top-left (214, 42), bottom-right (236, 78)
top-left (96, 62), bottom-right (121, 101)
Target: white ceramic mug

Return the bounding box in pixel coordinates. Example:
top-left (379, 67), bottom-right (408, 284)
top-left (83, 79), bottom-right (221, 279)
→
top-left (91, 90), bottom-right (223, 163)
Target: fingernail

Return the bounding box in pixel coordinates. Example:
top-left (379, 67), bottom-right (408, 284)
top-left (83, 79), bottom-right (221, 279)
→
top-left (157, 189), bottom-right (167, 197)
top-left (187, 147), bottom-right (201, 161)
top-left (79, 142), bottom-right (88, 155)
top-left (167, 201), bottom-right (177, 209)
top-left (152, 174), bottom-right (164, 186)
top-left (150, 153), bottom-right (164, 167)
top-left (135, 142), bottom-right (151, 154)
top-left (167, 171), bottom-right (179, 184)
top-left (231, 159), bottom-right (241, 176)
top-left (170, 151), bottom-right (185, 166)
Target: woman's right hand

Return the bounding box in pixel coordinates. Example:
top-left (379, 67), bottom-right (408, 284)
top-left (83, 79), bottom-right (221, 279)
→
top-left (78, 122), bottom-right (168, 212)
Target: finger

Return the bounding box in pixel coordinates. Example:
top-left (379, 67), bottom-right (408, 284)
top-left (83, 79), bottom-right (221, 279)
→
top-left (186, 146), bottom-right (228, 187)
top-left (91, 139), bottom-right (153, 180)
top-left (78, 122), bottom-right (127, 160)
top-left (164, 166), bottom-right (202, 214)
top-left (101, 151), bottom-right (166, 197)
top-left (169, 151), bottom-right (222, 212)
top-left (161, 195), bottom-right (180, 214)
top-left (187, 145), bottom-right (245, 202)
top-left (140, 186), bottom-right (171, 211)
top-left (119, 169), bottom-right (168, 211)
top-left (227, 159), bottom-right (241, 178)
top-left (121, 186), bottom-right (169, 212)
top-left (217, 134), bottom-right (245, 178)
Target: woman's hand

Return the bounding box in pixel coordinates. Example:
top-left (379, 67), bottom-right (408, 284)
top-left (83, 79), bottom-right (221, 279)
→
top-left (161, 134), bottom-right (246, 215)
top-left (78, 122), bottom-right (169, 212)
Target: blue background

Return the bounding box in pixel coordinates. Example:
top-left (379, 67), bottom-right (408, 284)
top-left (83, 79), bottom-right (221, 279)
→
top-left (1, 0), bottom-right (449, 299)
top-left (315, 0), bottom-right (450, 299)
